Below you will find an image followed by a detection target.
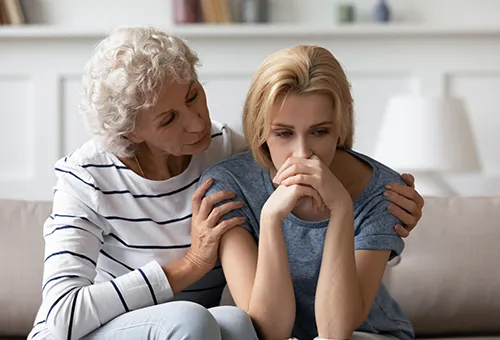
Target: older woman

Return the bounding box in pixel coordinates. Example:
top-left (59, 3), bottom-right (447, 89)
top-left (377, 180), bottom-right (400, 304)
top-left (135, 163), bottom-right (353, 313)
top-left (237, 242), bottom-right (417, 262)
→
top-left (28, 27), bottom-right (423, 340)
top-left (201, 45), bottom-right (423, 340)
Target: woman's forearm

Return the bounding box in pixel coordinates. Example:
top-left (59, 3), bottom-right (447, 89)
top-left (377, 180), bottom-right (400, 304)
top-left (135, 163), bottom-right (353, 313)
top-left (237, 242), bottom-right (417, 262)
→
top-left (162, 254), bottom-right (210, 294)
top-left (315, 207), bottom-right (362, 339)
top-left (248, 214), bottom-right (296, 340)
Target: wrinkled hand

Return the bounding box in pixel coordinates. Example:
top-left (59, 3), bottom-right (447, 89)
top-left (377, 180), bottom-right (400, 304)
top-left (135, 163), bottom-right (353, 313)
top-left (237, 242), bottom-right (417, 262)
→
top-left (186, 177), bottom-right (246, 269)
top-left (272, 155), bottom-right (351, 212)
top-left (384, 173), bottom-right (425, 238)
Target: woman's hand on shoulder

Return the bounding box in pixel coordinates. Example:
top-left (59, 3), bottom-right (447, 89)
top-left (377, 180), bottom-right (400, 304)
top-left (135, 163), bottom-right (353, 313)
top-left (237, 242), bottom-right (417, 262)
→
top-left (384, 173), bottom-right (425, 238)
top-left (186, 177), bottom-right (246, 270)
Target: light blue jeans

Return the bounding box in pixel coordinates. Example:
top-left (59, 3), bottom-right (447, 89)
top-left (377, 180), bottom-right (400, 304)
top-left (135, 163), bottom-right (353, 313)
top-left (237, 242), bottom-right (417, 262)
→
top-left (310, 332), bottom-right (396, 340)
top-left (38, 301), bottom-right (258, 340)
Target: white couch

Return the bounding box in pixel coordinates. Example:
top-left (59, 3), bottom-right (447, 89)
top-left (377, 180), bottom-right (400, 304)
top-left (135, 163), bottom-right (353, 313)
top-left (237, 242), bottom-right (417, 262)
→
top-left (1, 197), bottom-right (500, 339)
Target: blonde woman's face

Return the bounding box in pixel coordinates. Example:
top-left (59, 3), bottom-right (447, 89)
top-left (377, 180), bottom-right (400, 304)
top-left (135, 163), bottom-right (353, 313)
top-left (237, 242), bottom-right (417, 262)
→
top-left (266, 93), bottom-right (340, 170)
top-left (130, 80), bottom-right (212, 156)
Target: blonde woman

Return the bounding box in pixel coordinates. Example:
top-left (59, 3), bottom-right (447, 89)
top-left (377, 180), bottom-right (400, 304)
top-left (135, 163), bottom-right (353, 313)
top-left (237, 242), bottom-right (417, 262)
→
top-left (29, 25), bottom-right (421, 340)
top-left (201, 45), bottom-right (422, 340)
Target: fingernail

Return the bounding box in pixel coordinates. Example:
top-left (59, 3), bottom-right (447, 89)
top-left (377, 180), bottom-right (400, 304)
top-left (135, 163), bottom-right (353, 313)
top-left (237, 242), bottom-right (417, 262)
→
top-left (383, 191), bottom-right (390, 197)
top-left (386, 184), bottom-right (392, 190)
top-left (205, 177), bottom-right (213, 183)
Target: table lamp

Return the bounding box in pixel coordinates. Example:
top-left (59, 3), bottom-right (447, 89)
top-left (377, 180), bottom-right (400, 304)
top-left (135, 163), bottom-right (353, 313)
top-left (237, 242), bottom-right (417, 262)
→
top-left (373, 95), bottom-right (481, 196)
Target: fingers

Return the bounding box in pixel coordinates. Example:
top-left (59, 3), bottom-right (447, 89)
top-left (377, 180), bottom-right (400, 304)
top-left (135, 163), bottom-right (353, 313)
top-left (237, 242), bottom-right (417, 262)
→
top-left (213, 216), bottom-right (247, 238)
top-left (207, 201), bottom-right (245, 225)
top-left (273, 163), bottom-right (314, 184)
top-left (274, 156), bottom-right (324, 183)
top-left (293, 183), bottom-right (324, 212)
top-left (400, 173), bottom-right (415, 188)
top-left (394, 224), bottom-right (410, 238)
top-left (192, 177), bottom-right (214, 213)
top-left (199, 190), bottom-right (236, 219)
top-left (281, 173), bottom-right (317, 189)
top-left (384, 189), bottom-right (421, 218)
top-left (385, 183), bottom-right (424, 209)
top-left (387, 203), bottom-right (418, 230)
top-left (274, 157), bottom-right (316, 183)
top-left (274, 158), bottom-right (293, 183)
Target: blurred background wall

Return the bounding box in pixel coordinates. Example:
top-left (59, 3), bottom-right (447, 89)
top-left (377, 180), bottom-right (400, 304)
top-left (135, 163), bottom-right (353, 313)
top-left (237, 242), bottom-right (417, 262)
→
top-left (1, 0), bottom-right (500, 200)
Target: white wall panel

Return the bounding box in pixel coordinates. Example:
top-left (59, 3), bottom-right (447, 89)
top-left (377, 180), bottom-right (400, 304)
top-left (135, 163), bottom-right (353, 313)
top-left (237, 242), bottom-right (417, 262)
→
top-left (0, 75), bottom-right (33, 180)
top-left (201, 73), bottom-right (253, 134)
top-left (447, 73), bottom-right (500, 174)
top-left (61, 75), bottom-right (90, 156)
top-left (348, 73), bottom-right (413, 155)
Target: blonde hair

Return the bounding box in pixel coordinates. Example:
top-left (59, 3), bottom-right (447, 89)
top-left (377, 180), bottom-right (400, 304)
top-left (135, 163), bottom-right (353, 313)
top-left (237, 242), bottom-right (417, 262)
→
top-left (79, 25), bottom-right (200, 157)
top-left (242, 45), bottom-right (354, 168)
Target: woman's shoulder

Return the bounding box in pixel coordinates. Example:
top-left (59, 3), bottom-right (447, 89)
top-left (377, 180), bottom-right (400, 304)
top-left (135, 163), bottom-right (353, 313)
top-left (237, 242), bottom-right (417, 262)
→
top-left (347, 149), bottom-right (406, 198)
top-left (53, 139), bottom-right (114, 206)
top-left (202, 150), bottom-right (257, 180)
top-left (56, 139), bottom-right (111, 169)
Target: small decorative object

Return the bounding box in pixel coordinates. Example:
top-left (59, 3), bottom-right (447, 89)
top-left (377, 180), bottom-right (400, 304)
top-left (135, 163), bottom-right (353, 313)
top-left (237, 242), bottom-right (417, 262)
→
top-left (242, 0), bottom-right (269, 23)
top-left (373, 0), bottom-right (391, 23)
top-left (173, 0), bottom-right (202, 24)
top-left (337, 0), bottom-right (356, 23)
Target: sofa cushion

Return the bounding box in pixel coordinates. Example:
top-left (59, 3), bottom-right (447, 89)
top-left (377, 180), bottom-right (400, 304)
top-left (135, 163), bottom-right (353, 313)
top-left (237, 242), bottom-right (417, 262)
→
top-left (0, 199), bottom-right (52, 336)
top-left (384, 197), bottom-right (500, 337)
top-left (421, 338), bottom-right (500, 340)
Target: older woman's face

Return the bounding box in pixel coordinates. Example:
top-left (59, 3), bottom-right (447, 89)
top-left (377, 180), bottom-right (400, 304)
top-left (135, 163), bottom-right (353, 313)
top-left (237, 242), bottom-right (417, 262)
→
top-left (130, 80), bottom-right (212, 156)
top-left (266, 93), bottom-right (340, 170)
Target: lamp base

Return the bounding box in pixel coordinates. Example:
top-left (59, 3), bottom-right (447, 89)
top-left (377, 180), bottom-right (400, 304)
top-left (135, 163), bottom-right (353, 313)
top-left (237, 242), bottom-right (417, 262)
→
top-left (412, 172), bottom-right (456, 197)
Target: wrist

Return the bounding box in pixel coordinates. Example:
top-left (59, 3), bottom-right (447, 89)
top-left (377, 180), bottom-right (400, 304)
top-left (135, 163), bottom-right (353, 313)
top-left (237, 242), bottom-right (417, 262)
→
top-left (329, 202), bottom-right (353, 220)
top-left (260, 210), bottom-right (284, 226)
top-left (162, 254), bottom-right (209, 294)
top-left (183, 250), bottom-right (214, 274)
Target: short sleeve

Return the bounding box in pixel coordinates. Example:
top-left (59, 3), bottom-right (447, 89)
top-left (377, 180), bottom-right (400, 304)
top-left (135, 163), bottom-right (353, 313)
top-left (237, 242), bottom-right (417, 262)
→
top-left (200, 166), bottom-right (258, 241)
top-left (354, 200), bottom-right (404, 260)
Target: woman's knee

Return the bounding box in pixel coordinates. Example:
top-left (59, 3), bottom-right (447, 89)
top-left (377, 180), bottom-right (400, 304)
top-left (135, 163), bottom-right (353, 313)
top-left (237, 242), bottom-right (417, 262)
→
top-left (164, 301), bottom-right (221, 340)
top-left (82, 301), bottom-right (221, 340)
top-left (209, 306), bottom-right (258, 340)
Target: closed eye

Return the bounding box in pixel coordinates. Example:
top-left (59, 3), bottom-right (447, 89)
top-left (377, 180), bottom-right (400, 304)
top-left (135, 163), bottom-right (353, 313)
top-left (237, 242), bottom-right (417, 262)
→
top-left (187, 92), bottom-right (198, 104)
top-left (160, 112), bottom-right (177, 127)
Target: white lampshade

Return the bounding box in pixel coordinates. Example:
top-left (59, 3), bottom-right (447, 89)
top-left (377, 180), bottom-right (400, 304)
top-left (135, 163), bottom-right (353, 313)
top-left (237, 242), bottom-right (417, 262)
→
top-left (373, 95), bottom-right (481, 174)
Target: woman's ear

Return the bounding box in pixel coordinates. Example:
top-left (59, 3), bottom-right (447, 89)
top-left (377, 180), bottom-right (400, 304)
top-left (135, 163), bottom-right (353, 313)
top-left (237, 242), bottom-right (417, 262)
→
top-left (124, 132), bottom-right (143, 144)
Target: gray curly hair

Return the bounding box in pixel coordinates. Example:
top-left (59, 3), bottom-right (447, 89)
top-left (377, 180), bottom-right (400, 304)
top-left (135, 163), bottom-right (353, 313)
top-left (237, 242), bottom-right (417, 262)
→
top-left (79, 25), bottom-right (200, 157)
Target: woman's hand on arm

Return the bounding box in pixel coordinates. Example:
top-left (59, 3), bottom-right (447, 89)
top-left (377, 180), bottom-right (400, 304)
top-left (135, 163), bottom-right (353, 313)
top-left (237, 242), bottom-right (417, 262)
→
top-left (163, 177), bottom-right (246, 294)
top-left (384, 173), bottom-right (425, 238)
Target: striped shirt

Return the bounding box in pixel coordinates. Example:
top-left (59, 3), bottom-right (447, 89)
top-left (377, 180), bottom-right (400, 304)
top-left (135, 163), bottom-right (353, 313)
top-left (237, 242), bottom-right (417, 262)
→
top-left (28, 121), bottom-right (244, 340)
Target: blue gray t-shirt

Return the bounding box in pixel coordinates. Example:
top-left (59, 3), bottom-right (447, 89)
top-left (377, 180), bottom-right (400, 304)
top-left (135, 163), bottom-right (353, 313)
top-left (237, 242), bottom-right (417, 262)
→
top-left (201, 149), bottom-right (414, 340)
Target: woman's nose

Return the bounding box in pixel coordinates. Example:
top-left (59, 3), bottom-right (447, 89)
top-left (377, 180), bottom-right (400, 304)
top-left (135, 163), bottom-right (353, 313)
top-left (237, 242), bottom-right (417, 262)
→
top-left (293, 140), bottom-right (313, 159)
top-left (183, 109), bottom-right (205, 133)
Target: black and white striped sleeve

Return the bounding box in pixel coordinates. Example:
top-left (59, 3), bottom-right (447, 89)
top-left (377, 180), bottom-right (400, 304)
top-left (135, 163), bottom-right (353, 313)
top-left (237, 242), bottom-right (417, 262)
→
top-left (41, 161), bottom-right (173, 340)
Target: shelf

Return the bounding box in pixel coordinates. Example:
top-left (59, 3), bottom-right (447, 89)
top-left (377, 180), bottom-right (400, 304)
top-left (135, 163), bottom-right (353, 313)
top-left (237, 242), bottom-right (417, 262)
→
top-left (2, 24), bottom-right (500, 39)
